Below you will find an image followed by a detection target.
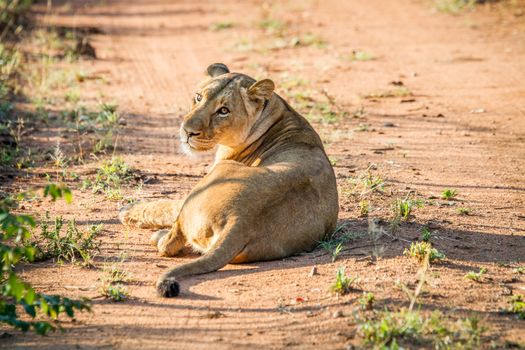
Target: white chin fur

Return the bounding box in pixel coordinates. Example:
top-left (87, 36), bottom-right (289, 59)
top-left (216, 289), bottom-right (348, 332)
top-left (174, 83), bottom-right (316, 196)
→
top-left (180, 141), bottom-right (214, 158)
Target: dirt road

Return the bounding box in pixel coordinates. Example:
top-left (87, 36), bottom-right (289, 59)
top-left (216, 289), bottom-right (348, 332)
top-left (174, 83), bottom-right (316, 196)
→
top-left (2, 0), bottom-right (524, 348)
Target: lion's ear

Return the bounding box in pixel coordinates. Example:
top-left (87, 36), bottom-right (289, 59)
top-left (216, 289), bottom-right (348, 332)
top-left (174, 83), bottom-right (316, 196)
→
top-left (248, 79), bottom-right (275, 100)
top-left (206, 63), bottom-right (230, 77)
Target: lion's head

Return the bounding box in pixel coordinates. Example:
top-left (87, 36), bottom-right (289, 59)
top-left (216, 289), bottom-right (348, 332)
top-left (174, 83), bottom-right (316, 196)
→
top-left (180, 63), bottom-right (275, 153)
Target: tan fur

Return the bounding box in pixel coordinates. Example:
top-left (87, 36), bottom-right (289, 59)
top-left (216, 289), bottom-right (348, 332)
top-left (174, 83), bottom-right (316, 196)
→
top-left (119, 63), bottom-right (339, 297)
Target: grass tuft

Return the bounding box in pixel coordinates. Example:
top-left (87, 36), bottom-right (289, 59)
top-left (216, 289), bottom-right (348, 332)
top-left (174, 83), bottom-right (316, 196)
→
top-left (83, 157), bottom-right (136, 201)
top-left (404, 241), bottom-right (446, 264)
top-left (441, 188), bottom-right (458, 200)
top-left (329, 266), bottom-right (357, 296)
top-left (464, 267), bottom-right (487, 282)
top-left (210, 21), bottom-right (234, 31)
top-left (348, 50), bottom-right (375, 61)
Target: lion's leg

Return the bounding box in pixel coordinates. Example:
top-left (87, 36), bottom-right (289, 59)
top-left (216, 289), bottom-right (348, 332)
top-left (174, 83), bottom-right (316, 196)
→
top-left (157, 223), bottom-right (186, 257)
top-left (119, 199), bottom-right (183, 229)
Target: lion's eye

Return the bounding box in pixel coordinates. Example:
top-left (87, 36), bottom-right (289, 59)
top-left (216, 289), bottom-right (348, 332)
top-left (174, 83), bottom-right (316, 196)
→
top-left (195, 93), bottom-right (202, 103)
top-left (217, 107), bottom-right (230, 117)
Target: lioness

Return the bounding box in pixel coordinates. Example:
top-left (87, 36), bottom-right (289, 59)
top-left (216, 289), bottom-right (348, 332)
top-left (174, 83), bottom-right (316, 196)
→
top-left (120, 63), bottom-right (339, 297)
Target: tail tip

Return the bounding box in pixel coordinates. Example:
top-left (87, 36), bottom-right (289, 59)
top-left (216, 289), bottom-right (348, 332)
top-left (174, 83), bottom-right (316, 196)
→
top-left (156, 278), bottom-right (180, 298)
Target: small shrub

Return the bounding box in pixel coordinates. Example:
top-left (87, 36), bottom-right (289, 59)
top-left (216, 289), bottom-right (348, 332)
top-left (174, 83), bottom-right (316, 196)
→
top-left (0, 185), bottom-right (90, 335)
top-left (100, 284), bottom-right (128, 302)
top-left (30, 213), bottom-right (102, 265)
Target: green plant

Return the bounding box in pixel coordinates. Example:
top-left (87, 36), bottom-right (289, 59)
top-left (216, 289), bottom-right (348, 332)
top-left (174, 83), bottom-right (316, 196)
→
top-left (353, 123), bottom-right (369, 132)
top-left (289, 33), bottom-right (327, 48)
top-left (393, 197), bottom-right (424, 221)
top-left (464, 267), bottom-right (487, 282)
top-left (359, 292), bottom-right (375, 311)
top-left (457, 207), bottom-right (471, 215)
top-left (441, 188), bottom-right (458, 200)
top-left (508, 295), bottom-right (525, 320)
top-left (0, 43), bottom-right (21, 98)
top-left (84, 156), bottom-right (136, 200)
top-left (64, 103), bottom-right (121, 159)
top-left (103, 265), bottom-right (131, 285)
top-left (358, 308), bottom-right (425, 348)
top-left (43, 183), bottom-right (72, 203)
top-left (0, 185), bottom-right (90, 334)
top-left (318, 225), bottom-right (364, 259)
top-left (357, 309), bottom-right (486, 349)
top-left (420, 227), bottom-right (433, 242)
top-left (210, 21), bottom-right (234, 31)
top-left (99, 283), bottom-right (128, 302)
top-left (64, 88), bottom-right (80, 103)
top-left (329, 266), bottom-right (356, 295)
top-left (346, 168), bottom-right (384, 196)
top-left (435, 0), bottom-right (476, 14)
top-left (259, 18), bottom-right (285, 35)
top-left (359, 200), bottom-right (369, 216)
top-left (514, 266), bottom-right (525, 274)
top-left (0, 0), bottom-right (33, 36)
top-left (348, 50), bottom-right (375, 61)
top-left (30, 213), bottom-right (102, 265)
top-left (404, 241), bottom-right (446, 263)
top-left (364, 87), bottom-right (412, 99)
top-left (50, 140), bottom-right (69, 181)
top-left (331, 242), bottom-right (343, 262)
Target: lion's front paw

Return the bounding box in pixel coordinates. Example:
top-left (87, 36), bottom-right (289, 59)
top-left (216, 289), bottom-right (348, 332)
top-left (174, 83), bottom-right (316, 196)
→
top-left (156, 278), bottom-right (180, 298)
top-left (157, 232), bottom-right (184, 257)
top-left (150, 229), bottom-right (169, 247)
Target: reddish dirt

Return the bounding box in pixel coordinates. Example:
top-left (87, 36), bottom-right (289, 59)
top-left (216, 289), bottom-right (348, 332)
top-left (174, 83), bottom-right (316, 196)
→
top-left (1, 0), bottom-right (524, 349)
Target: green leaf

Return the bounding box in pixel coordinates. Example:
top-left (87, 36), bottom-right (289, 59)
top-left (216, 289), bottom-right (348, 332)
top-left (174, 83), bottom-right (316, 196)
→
top-left (24, 286), bottom-right (36, 305)
top-left (62, 188), bottom-right (73, 203)
top-left (33, 321), bottom-right (53, 335)
top-left (7, 274), bottom-right (26, 301)
top-left (23, 303), bottom-right (36, 318)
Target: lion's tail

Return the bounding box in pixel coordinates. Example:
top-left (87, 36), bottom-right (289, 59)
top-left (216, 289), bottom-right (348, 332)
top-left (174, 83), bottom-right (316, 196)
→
top-left (119, 200), bottom-right (183, 229)
top-left (156, 224), bottom-right (247, 297)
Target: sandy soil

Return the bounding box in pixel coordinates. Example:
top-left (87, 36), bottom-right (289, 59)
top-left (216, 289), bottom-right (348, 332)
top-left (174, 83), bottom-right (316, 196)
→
top-left (1, 0), bottom-right (524, 349)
